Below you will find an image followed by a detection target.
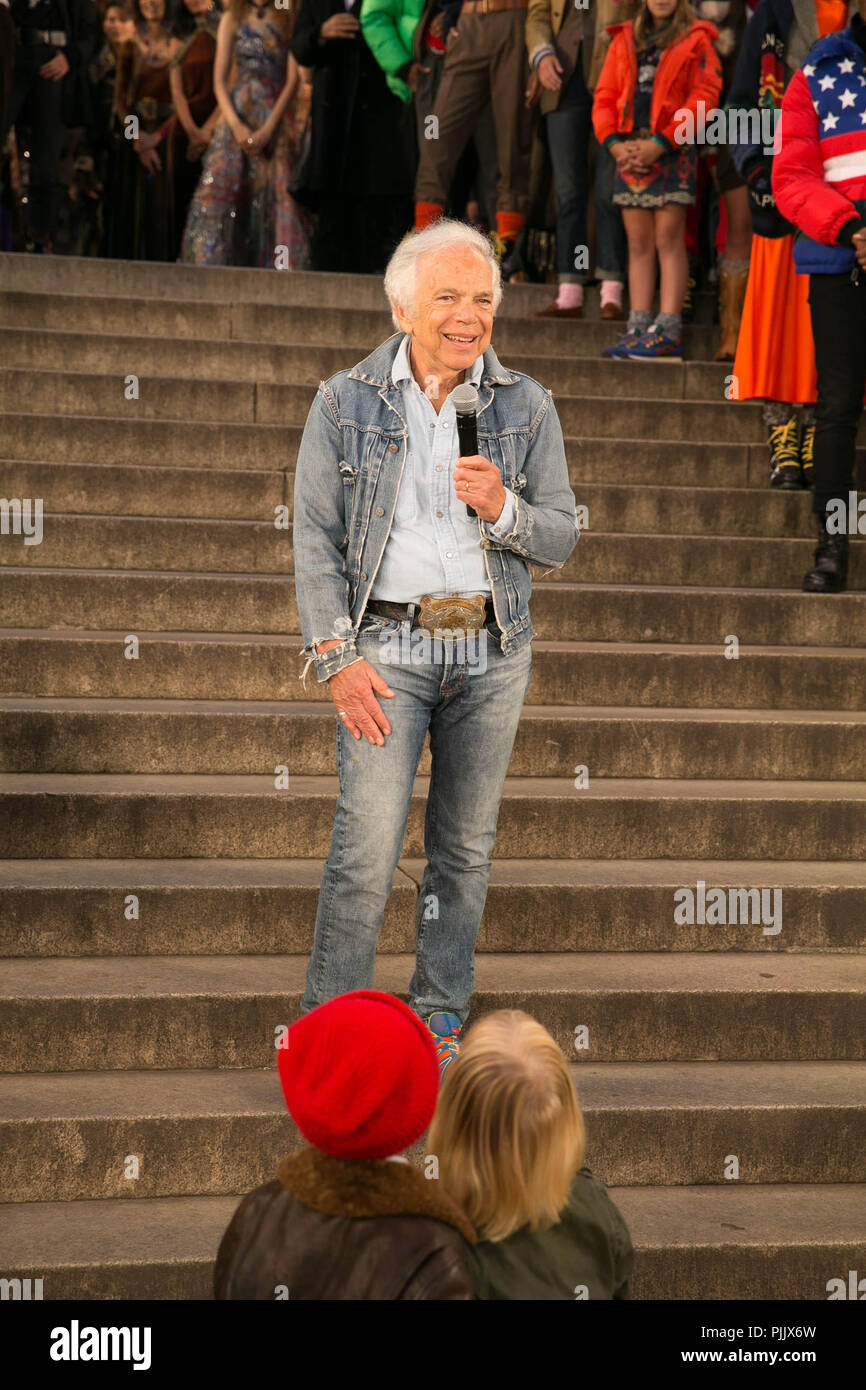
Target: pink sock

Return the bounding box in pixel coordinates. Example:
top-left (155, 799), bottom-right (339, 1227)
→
top-left (556, 282), bottom-right (584, 310)
top-left (600, 280), bottom-right (624, 308)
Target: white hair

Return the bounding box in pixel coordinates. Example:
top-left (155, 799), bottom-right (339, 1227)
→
top-left (383, 218), bottom-right (503, 330)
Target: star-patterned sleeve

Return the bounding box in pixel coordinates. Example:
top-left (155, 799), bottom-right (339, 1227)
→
top-left (773, 61), bottom-right (865, 246)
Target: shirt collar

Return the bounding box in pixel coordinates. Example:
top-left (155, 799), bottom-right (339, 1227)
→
top-left (392, 333), bottom-right (484, 394)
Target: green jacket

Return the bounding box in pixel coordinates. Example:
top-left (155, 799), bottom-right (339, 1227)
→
top-left (465, 1166), bottom-right (634, 1300)
top-left (360, 0), bottom-right (429, 104)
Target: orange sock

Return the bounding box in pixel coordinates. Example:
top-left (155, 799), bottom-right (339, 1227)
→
top-left (496, 211), bottom-right (525, 242)
top-left (415, 201), bottom-right (444, 230)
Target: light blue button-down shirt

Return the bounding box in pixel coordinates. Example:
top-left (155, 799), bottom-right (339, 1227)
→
top-left (370, 334), bottom-right (517, 604)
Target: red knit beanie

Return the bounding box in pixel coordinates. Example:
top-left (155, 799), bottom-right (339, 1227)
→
top-left (277, 990), bottom-right (440, 1160)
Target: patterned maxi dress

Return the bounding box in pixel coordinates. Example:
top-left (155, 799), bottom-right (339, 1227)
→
top-left (181, 16), bottom-right (311, 267)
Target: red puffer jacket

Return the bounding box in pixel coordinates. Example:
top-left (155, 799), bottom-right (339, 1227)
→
top-left (592, 18), bottom-right (722, 152)
top-left (773, 26), bottom-right (866, 273)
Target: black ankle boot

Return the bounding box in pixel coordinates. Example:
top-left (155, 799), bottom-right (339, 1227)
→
top-left (802, 511), bottom-right (849, 593)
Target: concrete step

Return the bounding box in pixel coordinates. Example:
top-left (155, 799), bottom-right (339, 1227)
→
top-left (2, 630), bottom-right (864, 710)
top-left (1, 1180), bottom-right (861, 1299)
top-left (1, 952), bottom-right (863, 1072)
top-left (4, 368), bottom-right (265, 424)
top-left (1, 414), bottom-right (297, 469)
top-left (3, 772), bottom-right (866, 861)
top-left (3, 370), bottom-right (772, 439)
top-left (3, 573), bottom-right (866, 648)
top-left (0, 459), bottom-right (286, 519)
top-left (572, 482), bottom-right (819, 538)
top-left (2, 856), bottom-right (863, 957)
top-left (5, 698), bottom-right (866, 781)
top-left (7, 418), bottom-right (858, 494)
top-left (0, 288), bottom-right (719, 355)
top-left (0, 515), bottom-right (294, 575)
top-left (0, 284), bottom-right (721, 356)
top-left (0, 251), bottom-right (713, 318)
top-left (0, 456), bottom-right (825, 536)
top-left (1, 326), bottom-right (742, 402)
top-left (0, 440), bottom-right (781, 500)
top-left (4, 516), bottom-right (864, 590)
top-left (1, 1061), bottom-right (862, 1203)
top-left (0, 249), bottom-right (718, 317)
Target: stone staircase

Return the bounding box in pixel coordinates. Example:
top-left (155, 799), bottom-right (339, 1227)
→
top-left (1, 252), bottom-right (864, 1301)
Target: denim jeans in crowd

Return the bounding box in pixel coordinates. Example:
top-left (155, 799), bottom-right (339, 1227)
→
top-left (593, 135), bottom-right (627, 283)
top-left (300, 615), bottom-right (533, 1025)
top-left (545, 64), bottom-right (626, 284)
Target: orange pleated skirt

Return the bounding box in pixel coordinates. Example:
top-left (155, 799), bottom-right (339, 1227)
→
top-left (732, 233), bottom-right (817, 404)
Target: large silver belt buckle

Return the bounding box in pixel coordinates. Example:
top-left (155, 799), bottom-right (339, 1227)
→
top-left (417, 593), bottom-right (487, 636)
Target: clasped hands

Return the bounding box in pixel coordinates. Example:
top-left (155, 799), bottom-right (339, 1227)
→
top-left (232, 117), bottom-right (276, 154)
top-left (609, 137), bottom-right (664, 173)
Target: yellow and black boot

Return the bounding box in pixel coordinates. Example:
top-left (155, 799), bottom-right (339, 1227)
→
top-left (767, 415), bottom-right (802, 490)
top-left (799, 418), bottom-right (815, 489)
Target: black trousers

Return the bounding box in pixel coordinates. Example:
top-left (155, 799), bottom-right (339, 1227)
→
top-left (0, 12), bottom-right (15, 137)
top-left (808, 270), bottom-right (866, 515)
top-left (1, 45), bottom-right (65, 241)
top-left (310, 193), bottom-right (413, 275)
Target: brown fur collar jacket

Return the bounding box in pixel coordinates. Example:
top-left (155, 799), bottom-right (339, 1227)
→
top-left (214, 1146), bottom-right (476, 1301)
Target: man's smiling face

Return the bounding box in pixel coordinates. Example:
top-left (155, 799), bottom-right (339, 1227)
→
top-left (395, 246), bottom-right (495, 390)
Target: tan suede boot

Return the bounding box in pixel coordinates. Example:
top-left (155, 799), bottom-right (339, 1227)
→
top-left (714, 261), bottom-right (750, 361)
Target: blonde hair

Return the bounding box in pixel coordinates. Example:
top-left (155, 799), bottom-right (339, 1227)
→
top-left (427, 1011), bottom-right (585, 1242)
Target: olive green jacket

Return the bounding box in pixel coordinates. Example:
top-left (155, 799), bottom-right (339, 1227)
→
top-left (465, 1165), bottom-right (634, 1300)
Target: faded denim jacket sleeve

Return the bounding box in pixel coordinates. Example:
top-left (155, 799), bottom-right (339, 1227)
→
top-left (481, 388), bottom-right (579, 571)
top-left (293, 383), bottom-right (362, 683)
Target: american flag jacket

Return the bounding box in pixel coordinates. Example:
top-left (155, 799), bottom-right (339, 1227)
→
top-left (773, 25), bottom-right (866, 273)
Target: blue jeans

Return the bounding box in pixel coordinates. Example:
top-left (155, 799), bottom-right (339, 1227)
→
top-left (593, 137), bottom-right (627, 284)
top-left (545, 64), bottom-right (626, 284)
top-left (300, 616), bottom-right (533, 1024)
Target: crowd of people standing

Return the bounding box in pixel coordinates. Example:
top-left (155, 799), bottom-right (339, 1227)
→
top-left (3, 0), bottom-right (866, 591)
top-left (0, 0), bottom-right (750, 303)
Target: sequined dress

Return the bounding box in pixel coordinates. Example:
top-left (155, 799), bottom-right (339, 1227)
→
top-left (181, 18), bottom-right (311, 267)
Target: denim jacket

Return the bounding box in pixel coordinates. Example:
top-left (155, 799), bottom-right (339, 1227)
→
top-left (293, 332), bottom-right (580, 682)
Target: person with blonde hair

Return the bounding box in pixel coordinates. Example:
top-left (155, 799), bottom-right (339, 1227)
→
top-left (427, 1009), bottom-right (634, 1298)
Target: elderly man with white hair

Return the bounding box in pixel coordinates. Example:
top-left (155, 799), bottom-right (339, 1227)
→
top-left (293, 218), bottom-right (579, 1073)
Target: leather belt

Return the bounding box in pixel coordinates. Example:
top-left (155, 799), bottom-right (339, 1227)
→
top-left (367, 598), bottom-right (496, 630)
top-left (460, 0), bottom-right (529, 13)
top-left (16, 28), bottom-right (68, 45)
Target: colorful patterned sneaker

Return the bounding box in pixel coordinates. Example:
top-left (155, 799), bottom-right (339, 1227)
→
top-left (621, 325), bottom-right (683, 361)
top-left (768, 415), bottom-right (803, 490)
top-left (425, 1012), bottom-right (461, 1077)
top-left (800, 421), bottom-right (815, 489)
top-left (602, 329), bottom-right (646, 359)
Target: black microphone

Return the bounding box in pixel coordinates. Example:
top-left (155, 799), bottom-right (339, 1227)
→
top-left (452, 382), bottom-right (479, 518)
